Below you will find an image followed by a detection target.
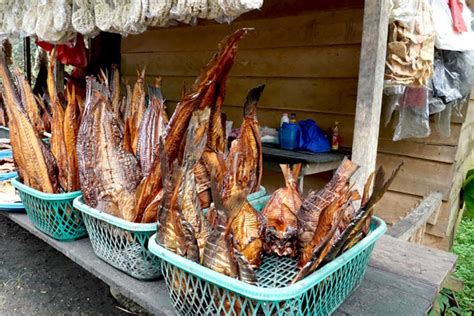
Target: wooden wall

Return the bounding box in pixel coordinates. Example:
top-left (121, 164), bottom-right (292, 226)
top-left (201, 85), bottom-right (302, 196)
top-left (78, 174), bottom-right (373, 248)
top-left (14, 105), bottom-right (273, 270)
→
top-left (120, 0), bottom-right (472, 249)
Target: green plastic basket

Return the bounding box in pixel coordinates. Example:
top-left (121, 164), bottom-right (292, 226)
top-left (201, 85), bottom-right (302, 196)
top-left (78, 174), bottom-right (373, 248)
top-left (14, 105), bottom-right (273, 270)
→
top-left (149, 194), bottom-right (386, 316)
top-left (73, 197), bottom-right (161, 280)
top-left (11, 177), bottom-right (86, 241)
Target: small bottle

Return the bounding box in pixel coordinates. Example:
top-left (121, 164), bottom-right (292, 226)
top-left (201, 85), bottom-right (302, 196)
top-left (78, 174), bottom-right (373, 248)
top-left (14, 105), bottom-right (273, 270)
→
top-left (280, 113), bottom-right (289, 126)
top-left (290, 113), bottom-right (297, 124)
top-left (331, 121), bottom-right (340, 150)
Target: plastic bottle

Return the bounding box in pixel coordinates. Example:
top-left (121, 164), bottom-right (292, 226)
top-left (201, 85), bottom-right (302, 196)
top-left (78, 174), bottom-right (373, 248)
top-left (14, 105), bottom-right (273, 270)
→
top-left (290, 113), bottom-right (297, 124)
top-left (331, 121), bottom-right (340, 150)
top-left (279, 122), bottom-right (300, 150)
top-left (280, 113), bottom-right (289, 126)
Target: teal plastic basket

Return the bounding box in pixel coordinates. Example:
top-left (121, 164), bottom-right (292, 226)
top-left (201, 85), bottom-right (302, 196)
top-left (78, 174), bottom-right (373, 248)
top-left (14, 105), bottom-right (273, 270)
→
top-left (149, 196), bottom-right (386, 316)
top-left (73, 197), bottom-right (161, 280)
top-left (247, 186), bottom-right (266, 202)
top-left (11, 177), bottom-right (86, 241)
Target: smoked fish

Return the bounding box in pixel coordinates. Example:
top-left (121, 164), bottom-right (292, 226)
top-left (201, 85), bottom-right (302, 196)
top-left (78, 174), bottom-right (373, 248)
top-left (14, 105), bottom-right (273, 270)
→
top-left (262, 164), bottom-right (302, 257)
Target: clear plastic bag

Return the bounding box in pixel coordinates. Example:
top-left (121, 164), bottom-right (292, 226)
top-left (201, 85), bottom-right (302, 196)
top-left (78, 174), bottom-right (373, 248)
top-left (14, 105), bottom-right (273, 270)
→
top-left (432, 50), bottom-right (471, 108)
top-left (383, 85), bottom-right (406, 127)
top-left (217, 0), bottom-right (263, 23)
top-left (435, 103), bottom-right (452, 137)
top-left (72, 0), bottom-right (99, 37)
top-left (94, 0), bottom-right (115, 32)
top-left (36, 0), bottom-right (75, 43)
top-left (22, 0), bottom-right (39, 37)
top-left (393, 86), bottom-right (431, 141)
top-left (145, 0), bottom-right (173, 27)
top-left (385, 0), bottom-right (434, 86)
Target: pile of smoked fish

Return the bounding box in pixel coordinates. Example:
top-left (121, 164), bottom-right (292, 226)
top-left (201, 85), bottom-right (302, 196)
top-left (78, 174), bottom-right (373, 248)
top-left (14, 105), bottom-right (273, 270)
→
top-left (149, 28), bottom-right (403, 284)
top-left (0, 50), bottom-right (81, 194)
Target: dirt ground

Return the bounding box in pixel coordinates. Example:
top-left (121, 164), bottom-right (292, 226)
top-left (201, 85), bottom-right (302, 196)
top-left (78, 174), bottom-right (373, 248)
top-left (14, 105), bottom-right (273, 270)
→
top-left (0, 214), bottom-right (130, 315)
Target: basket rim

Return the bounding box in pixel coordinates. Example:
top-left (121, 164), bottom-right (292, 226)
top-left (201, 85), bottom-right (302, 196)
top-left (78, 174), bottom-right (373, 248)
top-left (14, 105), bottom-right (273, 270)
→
top-left (73, 196), bottom-right (156, 232)
top-left (11, 177), bottom-right (81, 200)
top-left (148, 216), bottom-right (387, 301)
top-left (247, 186), bottom-right (266, 201)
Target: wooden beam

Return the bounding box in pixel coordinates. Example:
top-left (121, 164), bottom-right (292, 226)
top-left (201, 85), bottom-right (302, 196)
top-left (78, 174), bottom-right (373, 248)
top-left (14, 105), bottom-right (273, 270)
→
top-left (350, 0), bottom-right (390, 192)
top-left (388, 192), bottom-right (443, 241)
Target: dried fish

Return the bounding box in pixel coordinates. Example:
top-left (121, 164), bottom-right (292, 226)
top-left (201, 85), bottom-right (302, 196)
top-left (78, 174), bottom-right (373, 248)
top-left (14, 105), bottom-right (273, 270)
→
top-left (297, 158), bottom-right (359, 248)
top-left (136, 85), bottom-right (168, 177)
top-left (77, 80), bottom-right (142, 221)
top-left (0, 52), bottom-right (58, 193)
top-left (136, 28), bottom-right (252, 223)
top-left (262, 164), bottom-right (302, 257)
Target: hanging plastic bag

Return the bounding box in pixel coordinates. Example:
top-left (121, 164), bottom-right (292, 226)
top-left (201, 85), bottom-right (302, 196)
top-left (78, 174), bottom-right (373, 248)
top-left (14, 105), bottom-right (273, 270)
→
top-left (435, 102), bottom-right (452, 137)
top-left (393, 86), bottom-right (431, 141)
top-left (385, 0), bottom-right (435, 86)
top-left (145, 0), bottom-right (173, 27)
top-left (297, 120), bottom-right (330, 153)
top-left (94, 0), bottom-right (116, 32)
top-left (427, 78), bottom-right (446, 115)
top-left (72, 0), bottom-right (99, 37)
top-left (36, 0), bottom-right (75, 43)
top-left (383, 85), bottom-right (406, 127)
top-left (431, 0), bottom-right (474, 51)
top-left (22, 0), bottom-right (39, 37)
top-left (217, 0), bottom-right (263, 23)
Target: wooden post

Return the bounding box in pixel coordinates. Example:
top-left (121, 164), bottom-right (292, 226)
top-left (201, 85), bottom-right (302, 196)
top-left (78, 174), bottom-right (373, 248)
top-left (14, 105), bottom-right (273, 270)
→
top-left (351, 0), bottom-right (390, 193)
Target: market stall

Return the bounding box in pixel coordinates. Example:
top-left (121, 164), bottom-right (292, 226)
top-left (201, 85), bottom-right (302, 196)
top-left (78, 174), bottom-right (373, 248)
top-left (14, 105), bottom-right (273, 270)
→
top-left (0, 0), bottom-right (470, 315)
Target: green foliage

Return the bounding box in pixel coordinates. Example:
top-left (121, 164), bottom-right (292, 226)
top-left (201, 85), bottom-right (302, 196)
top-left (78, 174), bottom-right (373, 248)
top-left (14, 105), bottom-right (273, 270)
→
top-left (463, 169), bottom-right (474, 218)
top-left (429, 218), bottom-right (474, 315)
top-left (452, 218), bottom-right (474, 312)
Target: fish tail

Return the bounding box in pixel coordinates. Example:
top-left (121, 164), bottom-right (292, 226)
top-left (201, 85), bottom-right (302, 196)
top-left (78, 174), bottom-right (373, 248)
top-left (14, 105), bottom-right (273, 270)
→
top-left (148, 84), bottom-right (164, 104)
top-left (243, 84), bottom-right (265, 118)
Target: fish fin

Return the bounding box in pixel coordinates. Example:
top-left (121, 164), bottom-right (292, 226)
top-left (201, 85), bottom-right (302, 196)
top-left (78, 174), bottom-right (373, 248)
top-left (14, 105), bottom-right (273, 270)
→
top-left (243, 84), bottom-right (265, 119)
top-left (361, 171), bottom-right (375, 207)
top-left (154, 77), bottom-right (162, 88)
top-left (365, 162), bottom-right (403, 211)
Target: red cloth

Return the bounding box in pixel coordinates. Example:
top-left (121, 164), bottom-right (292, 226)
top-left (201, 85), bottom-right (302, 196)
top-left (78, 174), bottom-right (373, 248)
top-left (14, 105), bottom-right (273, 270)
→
top-left (36, 34), bottom-right (88, 67)
top-left (448, 0), bottom-right (468, 33)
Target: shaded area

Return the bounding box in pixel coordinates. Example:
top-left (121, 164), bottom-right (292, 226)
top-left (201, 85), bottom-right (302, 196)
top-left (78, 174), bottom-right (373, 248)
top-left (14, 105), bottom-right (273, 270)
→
top-left (0, 215), bottom-right (126, 315)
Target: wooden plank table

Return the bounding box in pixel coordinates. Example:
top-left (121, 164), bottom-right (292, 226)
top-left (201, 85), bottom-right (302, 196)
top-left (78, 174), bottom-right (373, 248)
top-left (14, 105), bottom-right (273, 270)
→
top-left (2, 212), bottom-right (456, 316)
top-left (262, 144), bottom-right (346, 191)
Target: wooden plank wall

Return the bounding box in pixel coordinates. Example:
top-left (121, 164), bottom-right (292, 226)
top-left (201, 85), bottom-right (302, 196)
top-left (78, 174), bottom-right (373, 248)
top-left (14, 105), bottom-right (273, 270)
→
top-left (120, 0), bottom-right (470, 249)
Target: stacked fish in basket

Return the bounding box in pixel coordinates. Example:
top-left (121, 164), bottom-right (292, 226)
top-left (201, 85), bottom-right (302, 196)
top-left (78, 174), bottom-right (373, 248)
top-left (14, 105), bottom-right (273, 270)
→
top-left (0, 27), bottom-right (399, 313)
top-left (0, 51), bottom-right (85, 241)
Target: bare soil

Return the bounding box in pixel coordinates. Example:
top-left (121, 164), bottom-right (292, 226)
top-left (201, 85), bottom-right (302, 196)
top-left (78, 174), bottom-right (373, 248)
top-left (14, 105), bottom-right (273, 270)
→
top-left (0, 214), bottom-right (129, 315)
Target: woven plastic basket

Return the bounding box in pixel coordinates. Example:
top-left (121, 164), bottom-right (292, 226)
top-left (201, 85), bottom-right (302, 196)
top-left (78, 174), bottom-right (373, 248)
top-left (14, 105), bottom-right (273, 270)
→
top-left (149, 203), bottom-right (386, 316)
top-left (11, 177), bottom-right (85, 241)
top-left (73, 197), bottom-right (161, 280)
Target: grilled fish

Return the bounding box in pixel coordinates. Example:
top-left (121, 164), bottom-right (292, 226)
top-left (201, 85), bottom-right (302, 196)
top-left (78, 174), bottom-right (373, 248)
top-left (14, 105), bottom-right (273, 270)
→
top-left (298, 158), bottom-right (359, 248)
top-left (136, 28), bottom-right (252, 223)
top-left (136, 85), bottom-right (168, 177)
top-left (262, 164), bottom-right (302, 257)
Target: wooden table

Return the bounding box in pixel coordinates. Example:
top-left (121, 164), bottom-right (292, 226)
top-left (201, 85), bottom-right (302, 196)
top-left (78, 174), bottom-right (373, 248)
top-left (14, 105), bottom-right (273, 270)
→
top-left (2, 212), bottom-right (456, 316)
top-left (262, 144), bottom-right (346, 191)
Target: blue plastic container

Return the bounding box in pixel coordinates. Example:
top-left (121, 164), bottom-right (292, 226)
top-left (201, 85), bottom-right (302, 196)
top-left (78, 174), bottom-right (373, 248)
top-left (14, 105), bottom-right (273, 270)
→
top-left (279, 123), bottom-right (300, 150)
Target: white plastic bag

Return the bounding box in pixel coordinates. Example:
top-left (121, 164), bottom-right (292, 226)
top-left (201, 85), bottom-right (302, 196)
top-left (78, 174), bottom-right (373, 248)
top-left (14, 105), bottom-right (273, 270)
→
top-left (72, 0), bottom-right (99, 37)
top-left (431, 0), bottom-right (474, 51)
